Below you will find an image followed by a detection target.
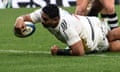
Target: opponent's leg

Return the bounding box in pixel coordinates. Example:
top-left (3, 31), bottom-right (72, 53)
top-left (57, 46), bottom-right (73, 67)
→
top-left (100, 0), bottom-right (119, 30)
top-left (75, 0), bottom-right (89, 15)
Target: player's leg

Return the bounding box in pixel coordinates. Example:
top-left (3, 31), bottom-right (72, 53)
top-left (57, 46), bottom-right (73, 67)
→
top-left (107, 27), bottom-right (120, 42)
top-left (107, 27), bottom-right (120, 51)
top-left (100, 0), bottom-right (119, 30)
top-left (75, 0), bottom-right (89, 15)
top-left (109, 41), bottom-right (120, 51)
top-left (87, 0), bottom-right (103, 16)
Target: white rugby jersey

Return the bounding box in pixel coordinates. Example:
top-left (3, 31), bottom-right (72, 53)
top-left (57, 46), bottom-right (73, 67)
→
top-left (30, 8), bottom-right (109, 53)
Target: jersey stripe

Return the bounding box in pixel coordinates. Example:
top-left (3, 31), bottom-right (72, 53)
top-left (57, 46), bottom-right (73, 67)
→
top-left (86, 17), bottom-right (95, 41)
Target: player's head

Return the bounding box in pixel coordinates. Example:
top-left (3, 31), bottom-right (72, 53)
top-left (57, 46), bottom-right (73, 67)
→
top-left (42, 4), bottom-right (60, 19)
top-left (41, 4), bottom-right (60, 28)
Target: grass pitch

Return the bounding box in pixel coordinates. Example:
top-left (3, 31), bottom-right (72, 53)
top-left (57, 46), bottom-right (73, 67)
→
top-left (0, 5), bottom-right (120, 72)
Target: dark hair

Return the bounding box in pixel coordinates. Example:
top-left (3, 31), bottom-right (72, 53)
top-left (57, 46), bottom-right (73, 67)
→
top-left (42, 4), bottom-right (60, 18)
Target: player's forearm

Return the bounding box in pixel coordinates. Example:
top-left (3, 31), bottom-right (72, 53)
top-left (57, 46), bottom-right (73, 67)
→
top-left (52, 47), bottom-right (85, 56)
top-left (51, 41), bottom-right (85, 56)
top-left (21, 15), bottom-right (33, 22)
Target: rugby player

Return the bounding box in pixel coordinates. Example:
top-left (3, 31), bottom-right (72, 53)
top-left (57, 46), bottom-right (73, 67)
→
top-left (14, 4), bottom-right (120, 56)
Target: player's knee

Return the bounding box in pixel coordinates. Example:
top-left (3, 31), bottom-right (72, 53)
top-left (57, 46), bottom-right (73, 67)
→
top-left (76, 10), bottom-right (87, 15)
top-left (75, 6), bottom-right (87, 15)
top-left (104, 6), bottom-right (115, 14)
top-left (107, 31), bottom-right (115, 42)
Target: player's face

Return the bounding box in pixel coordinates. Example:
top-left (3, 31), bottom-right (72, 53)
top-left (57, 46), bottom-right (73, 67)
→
top-left (41, 12), bottom-right (59, 28)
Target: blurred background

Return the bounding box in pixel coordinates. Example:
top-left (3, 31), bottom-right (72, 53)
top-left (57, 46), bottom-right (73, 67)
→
top-left (0, 0), bottom-right (119, 9)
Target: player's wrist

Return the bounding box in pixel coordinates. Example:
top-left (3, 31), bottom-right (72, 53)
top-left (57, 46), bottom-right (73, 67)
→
top-left (15, 17), bottom-right (24, 26)
top-left (56, 48), bottom-right (71, 56)
top-left (16, 17), bottom-right (24, 23)
top-left (51, 46), bottom-right (71, 56)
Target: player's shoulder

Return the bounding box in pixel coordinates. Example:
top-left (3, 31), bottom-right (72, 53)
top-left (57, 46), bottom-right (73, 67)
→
top-left (59, 8), bottom-right (71, 16)
top-left (32, 8), bottom-right (42, 14)
top-left (29, 8), bottom-right (42, 23)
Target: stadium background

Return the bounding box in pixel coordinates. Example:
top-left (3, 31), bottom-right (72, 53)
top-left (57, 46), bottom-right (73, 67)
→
top-left (0, 0), bottom-right (120, 8)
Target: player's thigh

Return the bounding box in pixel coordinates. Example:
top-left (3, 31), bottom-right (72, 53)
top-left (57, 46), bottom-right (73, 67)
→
top-left (76, 0), bottom-right (89, 10)
top-left (75, 0), bottom-right (90, 15)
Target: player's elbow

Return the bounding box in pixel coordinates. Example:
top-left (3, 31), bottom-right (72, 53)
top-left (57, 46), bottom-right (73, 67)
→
top-left (70, 41), bottom-right (85, 56)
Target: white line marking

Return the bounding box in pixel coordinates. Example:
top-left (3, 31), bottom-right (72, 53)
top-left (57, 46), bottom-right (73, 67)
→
top-left (0, 49), bottom-right (50, 54)
top-left (0, 49), bottom-right (120, 57)
top-left (87, 54), bottom-right (120, 58)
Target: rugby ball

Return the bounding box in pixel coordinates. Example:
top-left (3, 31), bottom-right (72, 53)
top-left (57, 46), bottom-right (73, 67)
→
top-left (14, 21), bottom-right (36, 38)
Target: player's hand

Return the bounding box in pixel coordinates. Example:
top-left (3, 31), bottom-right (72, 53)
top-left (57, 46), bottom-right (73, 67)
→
top-left (51, 45), bottom-right (59, 55)
top-left (14, 17), bottom-right (26, 35)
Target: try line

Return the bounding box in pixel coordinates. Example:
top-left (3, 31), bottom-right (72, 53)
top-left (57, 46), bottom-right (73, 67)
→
top-left (0, 49), bottom-right (50, 54)
top-left (0, 49), bottom-right (120, 57)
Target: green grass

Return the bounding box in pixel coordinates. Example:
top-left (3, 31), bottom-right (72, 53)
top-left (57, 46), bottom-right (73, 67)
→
top-left (0, 5), bottom-right (120, 72)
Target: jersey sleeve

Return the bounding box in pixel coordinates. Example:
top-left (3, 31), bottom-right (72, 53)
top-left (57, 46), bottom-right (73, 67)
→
top-left (58, 11), bottom-right (81, 46)
top-left (30, 9), bottom-right (42, 23)
top-left (63, 27), bottom-right (81, 46)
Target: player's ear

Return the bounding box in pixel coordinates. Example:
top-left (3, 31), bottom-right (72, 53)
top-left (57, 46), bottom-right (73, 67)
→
top-left (53, 17), bottom-right (59, 21)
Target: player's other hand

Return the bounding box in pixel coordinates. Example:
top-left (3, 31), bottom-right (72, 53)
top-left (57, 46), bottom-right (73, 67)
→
top-left (51, 45), bottom-right (59, 55)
